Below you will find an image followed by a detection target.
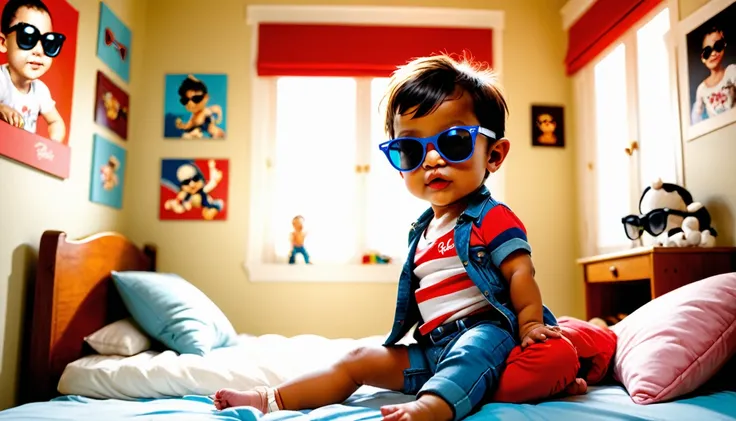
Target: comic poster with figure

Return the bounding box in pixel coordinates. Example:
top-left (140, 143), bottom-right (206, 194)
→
top-left (94, 70), bottom-right (128, 140)
top-left (163, 73), bottom-right (227, 139)
top-left (89, 134), bottom-right (126, 209)
top-left (0, 0), bottom-right (78, 178)
top-left (160, 158), bottom-right (228, 221)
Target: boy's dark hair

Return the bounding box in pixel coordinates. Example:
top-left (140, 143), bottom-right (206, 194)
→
top-left (383, 54), bottom-right (508, 142)
top-left (702, 25), bottom-right (725, 42)
top-left (1, 0), bottom-right (51, 34)
top-left (178, 75), bottom-right (208, 97)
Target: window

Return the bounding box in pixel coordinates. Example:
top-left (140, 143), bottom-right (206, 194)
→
top-left (575, 6), bottom-right (681, 256)
top-left (245, 5), bottom-right (504, 282)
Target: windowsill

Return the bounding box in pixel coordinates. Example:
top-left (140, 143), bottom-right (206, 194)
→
top-left (244, 263), bottom-right (402, 283)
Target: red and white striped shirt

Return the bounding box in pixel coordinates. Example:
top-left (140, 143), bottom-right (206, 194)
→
top-left (414, 223), bottom-right (490, 335)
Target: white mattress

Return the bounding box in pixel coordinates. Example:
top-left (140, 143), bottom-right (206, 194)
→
top-left (58, 333), bottom-right (395, 400)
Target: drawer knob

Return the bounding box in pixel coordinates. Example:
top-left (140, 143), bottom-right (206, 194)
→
top-left (609, 266), bottom-right (618, 277)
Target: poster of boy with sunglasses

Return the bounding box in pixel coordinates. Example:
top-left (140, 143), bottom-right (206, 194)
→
top-left (681, 0), bottom-right (736, 139)
top-left (0, 0), bottom-right (66, 141)
top-left (163, 73), bottom-right (227, 139)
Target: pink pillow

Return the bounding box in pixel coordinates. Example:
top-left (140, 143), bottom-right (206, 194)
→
top-left (611, 272), bottom-right (736, 404)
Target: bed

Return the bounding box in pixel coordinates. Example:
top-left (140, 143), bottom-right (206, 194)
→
top-left (1, 230), bottom-right (734, 421)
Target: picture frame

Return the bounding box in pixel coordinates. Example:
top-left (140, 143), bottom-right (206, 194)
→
top-left (0, 0), bottom-right (78, 179)
top-left (89, 134), bottom-right (126, 209)
top-left (676, 0), bottom-right (736, 142)
top-left (96, 2), bottom-right (131, 83)
top-left (159, 158), bottom-right (229, 221)
top-left (531, 104), bottom-right (565, 148)
top-left (94, 71), bottom-right (129, 140)
top-left (163, 74), bottom-right (227, 139)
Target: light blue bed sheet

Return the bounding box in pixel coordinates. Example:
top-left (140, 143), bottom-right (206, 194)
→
top-left (1, 385), bottom-right (735, 421)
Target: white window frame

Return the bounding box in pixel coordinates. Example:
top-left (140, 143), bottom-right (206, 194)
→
top-left (244, 5), bottom-right (505, 282)
top-left (569, 1), bottom-right (685, 258)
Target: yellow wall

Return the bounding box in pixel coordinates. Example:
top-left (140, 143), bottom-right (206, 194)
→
top-left (0, 0), bottom-right (146, 409)
top-left (678, 0), bottom-right (736, 246)
top-left (124, 0), bottom-right (582, 341)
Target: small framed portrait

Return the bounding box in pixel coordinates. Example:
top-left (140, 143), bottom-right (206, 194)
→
top-left (89, 134), bottom-right (126, 209)
top-left (531, 105), bottom-right (565, 147)
top-left (159, 158), bottom-right (229, 221)
top-left (94, 71), bottom-right (129, 140)
top-left (677, 0), bottom-right (736, 141)
top-left (163, 74), bottom-right (227, 139)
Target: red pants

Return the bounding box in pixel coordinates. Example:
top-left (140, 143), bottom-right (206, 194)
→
top-left (492, 336), bottom-right (580, 403)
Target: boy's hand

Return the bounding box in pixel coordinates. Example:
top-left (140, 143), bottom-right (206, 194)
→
top-left (0, 104), bottom-right (24, 128)
top-left (519, 322), bottom-right (562, 349)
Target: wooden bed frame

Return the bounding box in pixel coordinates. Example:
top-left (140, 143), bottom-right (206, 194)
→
top-left (19, 230), bottom-right (156, 404)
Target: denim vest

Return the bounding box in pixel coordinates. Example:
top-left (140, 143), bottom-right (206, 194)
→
top-left (383, 185), bottom-right (558, 346)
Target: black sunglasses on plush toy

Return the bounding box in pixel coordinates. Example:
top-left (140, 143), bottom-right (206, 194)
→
top-left (621, 208), bottom-right (690, 240)
top-left (6, 22), bottom-right (66, 58)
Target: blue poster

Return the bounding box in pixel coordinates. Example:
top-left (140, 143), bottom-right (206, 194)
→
top-left (163, 74), bottom-right (227, 139)
top-left (90, 134), bottom-right (126, 209)
top-left (96, 2), bottom-right (131, 83)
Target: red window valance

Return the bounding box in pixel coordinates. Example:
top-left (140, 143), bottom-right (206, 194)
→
top-left (257, 23), bottom-right (493, 77)
top-left (565, 0), bottom-right (664, 75)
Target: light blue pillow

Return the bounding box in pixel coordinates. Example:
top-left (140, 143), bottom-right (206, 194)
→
top-left (111, 271), bottom-right (237, 356)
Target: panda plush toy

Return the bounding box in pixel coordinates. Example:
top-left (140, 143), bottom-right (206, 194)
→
top-left (621, 179), bottom-right (717, 247)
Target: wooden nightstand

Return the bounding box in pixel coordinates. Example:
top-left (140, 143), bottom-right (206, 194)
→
top-left (577, 246), bottom-right (736, 321)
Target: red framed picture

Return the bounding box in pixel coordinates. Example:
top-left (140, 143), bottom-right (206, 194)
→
top-left (0, 0), bottom-right (78, 178)
top-left (159, 158), bottom-right (229, 221)
top-left (94, 71), bottom-right (128, 139)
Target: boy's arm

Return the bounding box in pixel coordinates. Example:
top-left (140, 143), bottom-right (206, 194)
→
top-left (499, 252), bottom-right (561, 348)
top-left (482, 205), bottom-right (561, 348)
top-left (41, 106), bottom-right (66, 142)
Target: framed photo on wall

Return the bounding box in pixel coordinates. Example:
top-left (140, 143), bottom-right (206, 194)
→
top-left (94, 71), bottom-right (129, 140)
top-left (0, 0), bottom-right (78, 179)
top-left (163, 74), bottom-right (227, 139)
top-left (677, 0), bottom-right (736, 141)
top-left (159, 158), bottom-right (229, 221)
top-left (531, 104), bottom-right (565, 147)
top-left (89, 134), bottom-right (126, 209)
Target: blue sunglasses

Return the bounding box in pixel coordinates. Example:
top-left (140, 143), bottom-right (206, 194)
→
top-left (378, 125), bottom-right (496, 172)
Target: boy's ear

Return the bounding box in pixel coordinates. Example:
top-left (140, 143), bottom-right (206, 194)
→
top-left (0, 33), bottom-right (7, 54)
top-left (486, 138), bottom-right (510, 173)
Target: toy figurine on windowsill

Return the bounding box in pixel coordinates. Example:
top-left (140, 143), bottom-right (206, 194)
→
top-left (288, 215), bottom-right (310, 264)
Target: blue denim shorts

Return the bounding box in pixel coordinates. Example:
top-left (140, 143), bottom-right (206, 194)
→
top-left (397, 314), bottom-right (515, 420)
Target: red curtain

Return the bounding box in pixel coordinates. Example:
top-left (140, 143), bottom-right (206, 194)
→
top-left (257, 23), bottom-right (493, 77)
top-left (565, 0), bottom-right (663, 75)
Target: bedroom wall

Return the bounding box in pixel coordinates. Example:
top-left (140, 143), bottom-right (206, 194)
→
top-left (124, 0), bottom-right (581, 340)
top-left (678, 0), bottom-right (736, 246)
top-left (0, 0), bottom-right (147, 410)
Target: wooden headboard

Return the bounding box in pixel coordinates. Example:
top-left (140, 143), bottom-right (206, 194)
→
top-left (19, 230), bottom-right (156, 404)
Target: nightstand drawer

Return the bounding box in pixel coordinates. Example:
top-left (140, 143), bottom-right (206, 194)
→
top-left (585, 255), bottom-right (651, 282)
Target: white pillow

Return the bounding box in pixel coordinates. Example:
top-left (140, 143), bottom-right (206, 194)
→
top-left (84, 318), bottom-right (151, 356)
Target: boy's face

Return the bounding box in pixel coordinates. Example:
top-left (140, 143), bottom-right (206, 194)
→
top-left (537, 113), bottom-right (556, 134)
top-left (183, 90), bottom-right (209, 113)
top-left (394, 90), bottom-right (503, 209)
top-left (701, 31), bottom-right (725, 70)
top-left (0, 6), bottom-right (54, 81)
top-left (292, 217), bottom-right (303, 231)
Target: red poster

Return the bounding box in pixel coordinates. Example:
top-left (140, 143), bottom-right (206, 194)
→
top-left (159, 159), bottom-right (229, 221)
top-left (0, 0), bottom-right (78, 178)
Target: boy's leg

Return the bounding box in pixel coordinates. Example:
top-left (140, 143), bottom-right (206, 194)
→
top-left (215, 345), bottom-right (410, 411)
top-left (491, 336), bottom-right (583, 403)
top-left (382, 321), bottom-right (516, 421)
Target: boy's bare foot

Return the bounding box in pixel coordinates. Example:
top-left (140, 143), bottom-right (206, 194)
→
top-left (380, 394), bottom-right (452, 421)
top-left (213, 388), bottom-right (268, 412)
top-left (564, 378), bottom-right (588, 395)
